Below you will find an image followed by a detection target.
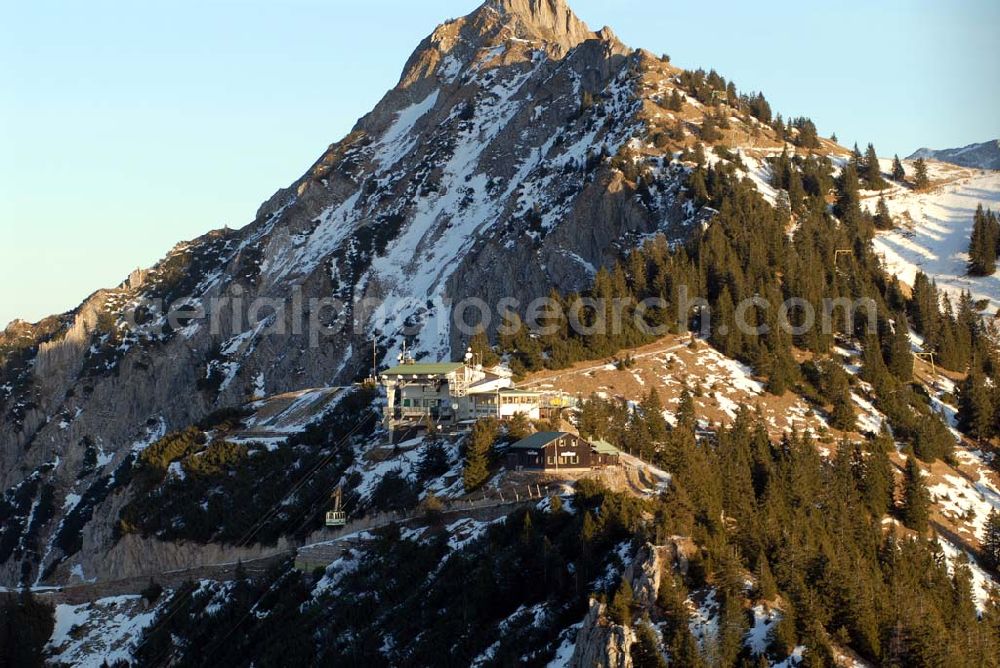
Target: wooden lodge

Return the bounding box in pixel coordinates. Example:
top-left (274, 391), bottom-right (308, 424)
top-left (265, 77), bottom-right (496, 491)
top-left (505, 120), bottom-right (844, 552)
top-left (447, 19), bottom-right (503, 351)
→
top-left (504, 432), bottom-right (621, 471)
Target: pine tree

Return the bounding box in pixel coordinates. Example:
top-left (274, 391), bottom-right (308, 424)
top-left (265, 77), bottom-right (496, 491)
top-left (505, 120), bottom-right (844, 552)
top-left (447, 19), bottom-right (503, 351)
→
top-left (608, 577), bottom-right (634, 626)
top-left (956, 370), bottom-right (995, 441)
top-left (863, 143), bottom-right (887, 189)
top-left (874, 196), bottom-right (894, 230)
top-left (861, 431), bottom-right (894, 518)
top-left (968, 204), bottom-right (999, 276)
top-left (983, 509), bottom-right (1000, 570)
top-left (821, 359), bottom-right (855, 431)
top-left (640, 388), bottom-right (669, 445)
top-left (630, 618), bottom-right (668, 668)
top-left (469, 325), bottom-right (501, 368)
top-left (913, 157), bottom-right (930, 190)
top-left (668, 89), bottom-right (684, 112)
top-left (700, 115), bottom-right (721, 142)
top-left (901, 456), bottom-right (930, 533)
top-left (463, 418), bottom-right (497, 492)
top-left (755, 550), bottom-right (777, 601)
top-left (676, 385), bottom-right (695, 431)
top-left (0, 588), bottom-right (54, 668)
top-left (885, 317), bottom-right (913, 382)
top-left (891, 154), bottom-right (906, 181)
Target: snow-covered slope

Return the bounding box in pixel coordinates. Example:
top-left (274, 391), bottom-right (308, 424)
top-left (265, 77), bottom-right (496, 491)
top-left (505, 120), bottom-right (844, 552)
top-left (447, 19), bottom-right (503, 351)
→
top-left (908, 139), bottom-right (1000, 171)
top-left (866, 160), bottom-right (1000, 313)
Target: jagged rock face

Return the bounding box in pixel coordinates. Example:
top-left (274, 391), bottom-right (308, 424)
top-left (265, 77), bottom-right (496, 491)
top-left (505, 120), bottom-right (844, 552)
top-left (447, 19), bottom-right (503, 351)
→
top-left (570, 599), bottom-right (636, 668)
top-left (568, 541), bottom-right (695, 667)
top-left (0, 0), bottom-right (692, 586)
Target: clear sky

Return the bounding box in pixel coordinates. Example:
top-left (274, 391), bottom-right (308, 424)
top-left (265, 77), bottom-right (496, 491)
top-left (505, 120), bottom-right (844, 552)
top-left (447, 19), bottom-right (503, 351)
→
top-left (2, 0), bottom-right (997, 328)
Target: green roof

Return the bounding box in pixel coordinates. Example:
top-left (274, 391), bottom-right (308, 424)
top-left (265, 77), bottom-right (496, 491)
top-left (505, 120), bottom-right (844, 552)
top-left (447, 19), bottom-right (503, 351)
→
top-left (509, 431), bottom-right (568, 450)
top-left (382, 362), bottom-right (464, 377)
top-left (589, 439), bottom-right (620, 455)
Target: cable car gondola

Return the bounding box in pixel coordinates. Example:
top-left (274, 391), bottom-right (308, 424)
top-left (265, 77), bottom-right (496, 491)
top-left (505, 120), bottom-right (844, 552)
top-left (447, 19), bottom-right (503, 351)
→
top-left (325, 486), bottom-right (347, 527)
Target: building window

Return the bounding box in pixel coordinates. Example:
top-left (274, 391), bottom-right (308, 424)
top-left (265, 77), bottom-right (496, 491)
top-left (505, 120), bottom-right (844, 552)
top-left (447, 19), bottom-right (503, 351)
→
top-left (402, 399), bottom-right (411, 407)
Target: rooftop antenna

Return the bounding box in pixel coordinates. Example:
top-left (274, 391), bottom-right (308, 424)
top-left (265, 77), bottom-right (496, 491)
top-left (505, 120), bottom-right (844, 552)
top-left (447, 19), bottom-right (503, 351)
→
top-left (399, 340), bottom-right (414, 365)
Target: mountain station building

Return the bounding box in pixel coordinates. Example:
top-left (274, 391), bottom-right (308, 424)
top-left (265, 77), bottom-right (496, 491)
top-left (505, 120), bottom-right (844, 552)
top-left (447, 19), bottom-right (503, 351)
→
top-left (380, 358), bottom-right (542, 427)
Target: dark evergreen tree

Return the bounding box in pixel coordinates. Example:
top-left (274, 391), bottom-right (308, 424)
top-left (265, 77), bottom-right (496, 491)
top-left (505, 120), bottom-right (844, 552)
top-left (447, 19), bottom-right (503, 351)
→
top-left (901, 456), bottom-right (930, 533)
top-left (861, 430), bottom-right (894, 518)
top-left (891, 154), bottom-right (906, 181)
top-left (667, 89), bottom-right (684, 112)
top-left (956, 370), bottom-right (995, 442)
top-left (0, 589), bottom-right (54, 668)
top-left (885, 316), bottom-right (913, 382)
top-left (676, 385), bottom-right (695, 431)
top-left (469, 325), bottom-right (501, 368)
top-left (821, 359), bottom-right (855, 431)
top-left (874, 196), bottom-right (893, 230)
top-left (863, 143), bottom-right (887, 189)
top-left (608, 577), bottom-right (634, 626)
top-left (462, 418), bottom-right (497, 492)
top-left (700, 114), bottom-right (721, 142)
top-left (755, 550), bottom-right (777, 601)
top-left (913, 157), bottom-right (930, 190)
top-left (968, 204), bottom-right (999, 276)
top-left (630, 619), bottom-right (668, 668)
top-left (983, 509), bottom-right (1000, 571)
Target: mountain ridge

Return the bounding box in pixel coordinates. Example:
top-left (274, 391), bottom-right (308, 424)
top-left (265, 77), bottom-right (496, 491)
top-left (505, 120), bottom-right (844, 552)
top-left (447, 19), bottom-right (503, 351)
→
top-left (908, 138), bottom-right (1000, 170)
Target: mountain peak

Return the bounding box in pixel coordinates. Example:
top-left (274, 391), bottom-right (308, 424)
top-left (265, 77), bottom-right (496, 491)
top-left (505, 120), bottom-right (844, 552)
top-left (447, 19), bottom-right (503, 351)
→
top-left (474, 0), bottom-right (607, 54)
top-left (487, 0), bottom-right (588, 36)
top-left (395, 0), bottom-right (618, 90)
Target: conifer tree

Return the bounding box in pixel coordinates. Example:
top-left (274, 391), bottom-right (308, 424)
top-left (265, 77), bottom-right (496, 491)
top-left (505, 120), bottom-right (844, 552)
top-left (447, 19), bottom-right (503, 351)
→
top-left (874, 196), bottom-right (893, 230)
top-left (821, 359), bottom-right (855, 431)
top-left (863, 143), bottom-right (887, 189)
top-left (469, 325), bottom-right (500, 368)
top-left (700, 114), bottom-right (721, 142)
top-left (668, 89), bottom-right (684, 112)
top-left (462, 418), bottom-right (497, 492)
top-left (983, 509), bottom-right (1000, 571)
top-left (861, 431), bottom-right (894, 518)
top-left (891, 154), bottom-right (906, 181)
top-left (755, 550), bottom-right (777, 601)
top-left (901, 456), bottom-right (930, 533)
top-left (913, 157), bottom-right (930, 190)
top-left (968, 204), bottom-right (999, 276)
top-left (0, 588), bottom-right (54, 668)
top-left (956, 370), bottom-right (995, 441)
top-left (851, 142), bottom-right (863, 169)
top-left (640, 388), bottom-right (669, 445)
top-left (608, 577), bottom-right (634, 626)
top-left (885, 317), bottom-right (914, 382)
top-left (630, 619), bottom-right (668, 668)
top-left (676, 385), bottom-right (695, 431)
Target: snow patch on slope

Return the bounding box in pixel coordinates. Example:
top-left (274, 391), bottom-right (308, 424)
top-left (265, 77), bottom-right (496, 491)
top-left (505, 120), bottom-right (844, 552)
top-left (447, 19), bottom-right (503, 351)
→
top-left (869, 167), bottom-right (1000, 312)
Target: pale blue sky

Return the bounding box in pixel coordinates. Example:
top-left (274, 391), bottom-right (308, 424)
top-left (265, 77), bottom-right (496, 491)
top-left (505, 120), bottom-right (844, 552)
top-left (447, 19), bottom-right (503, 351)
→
top-left (2, 0), bottom-right (997, 327)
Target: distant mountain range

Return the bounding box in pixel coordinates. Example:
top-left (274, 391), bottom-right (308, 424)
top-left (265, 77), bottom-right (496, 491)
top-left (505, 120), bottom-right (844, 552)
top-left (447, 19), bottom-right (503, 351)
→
top-left (908, 139), bottom-right (1000, 170)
